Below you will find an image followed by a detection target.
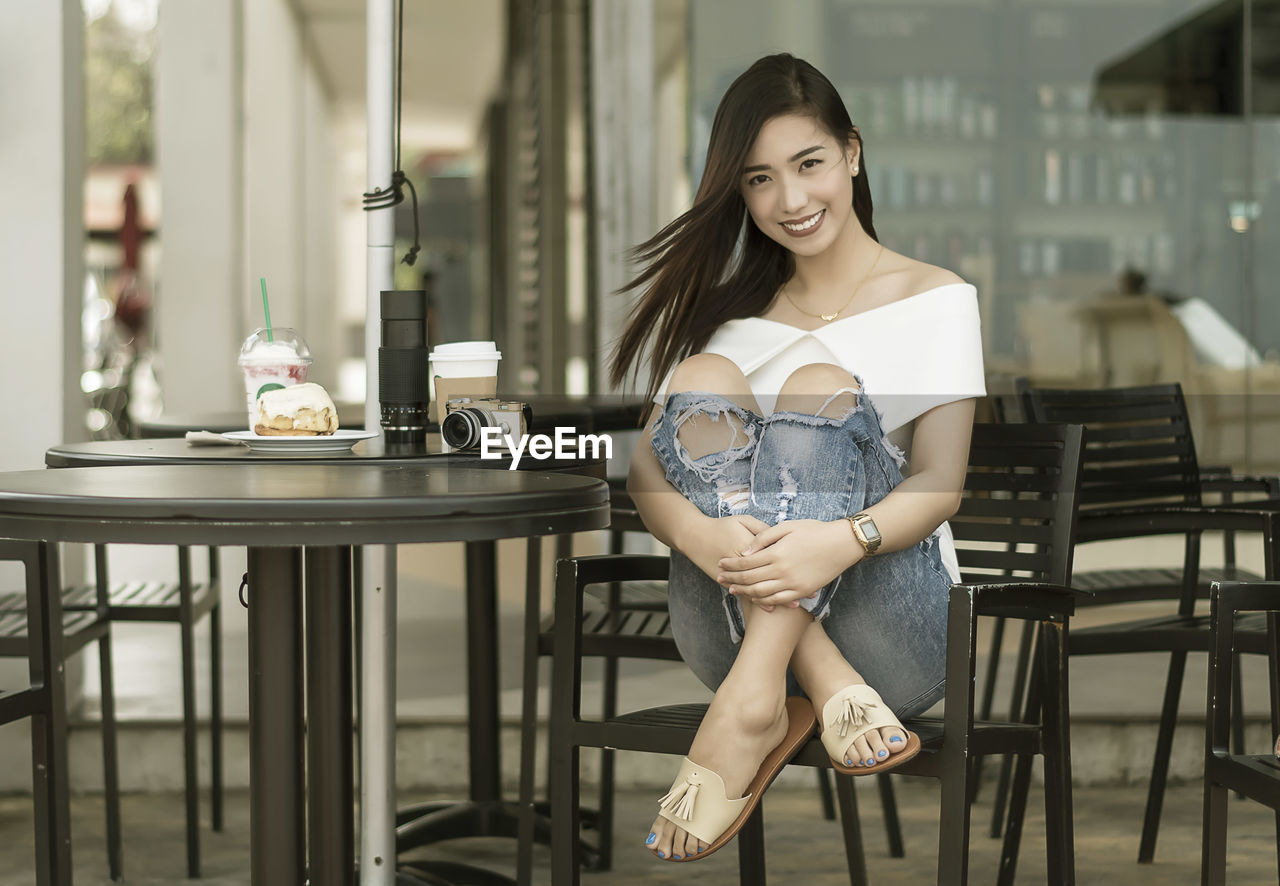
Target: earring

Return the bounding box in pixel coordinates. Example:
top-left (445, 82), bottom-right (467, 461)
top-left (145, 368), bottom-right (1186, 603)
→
top-left (852, 165), bottom-right (859, 176)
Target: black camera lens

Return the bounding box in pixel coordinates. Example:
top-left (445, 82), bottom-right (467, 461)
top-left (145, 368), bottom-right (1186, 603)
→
top-left (440, 407), bottom-right (485, 451)
top-left (378, 290), bottom-right (429, 452)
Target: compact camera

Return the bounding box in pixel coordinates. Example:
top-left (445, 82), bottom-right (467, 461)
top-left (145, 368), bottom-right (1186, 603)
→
top-left (440, 397), bottom-right (531, 452)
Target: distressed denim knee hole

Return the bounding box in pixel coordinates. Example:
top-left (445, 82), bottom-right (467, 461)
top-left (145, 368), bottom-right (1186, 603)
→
top-left (667, 396), bottom-right (758, 485)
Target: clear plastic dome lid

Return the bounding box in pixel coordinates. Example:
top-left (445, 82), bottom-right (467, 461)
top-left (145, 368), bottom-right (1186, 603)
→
top-left (238, 327), bottom-right (312, 364)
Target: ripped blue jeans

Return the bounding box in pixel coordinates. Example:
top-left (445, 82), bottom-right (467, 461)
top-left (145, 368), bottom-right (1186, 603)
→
top-left (650, 389), bottom-right (952, 720)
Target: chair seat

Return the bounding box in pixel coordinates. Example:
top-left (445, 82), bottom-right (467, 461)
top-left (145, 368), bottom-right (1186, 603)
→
top-left (1071, 565), bottom-right (1262, 604)
top-left (1206, 753), bottom-right (1280, 807)
top-left (0, 609), bottom-right (104, 656)
top-left (539, 601), bottom-right (681, 661)
top-left (0, 579), bottom-right (218, 622)
top-left (0, 685), bottom-right (41, 725)
top-left (593, 705), bottom-right (1035, 769)
top-left (1071, 610), bottom-right (1274, 655)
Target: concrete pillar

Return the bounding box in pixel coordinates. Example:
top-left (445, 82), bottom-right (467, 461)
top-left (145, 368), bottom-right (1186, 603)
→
top-left (155, 0), bottom-right (244, 410)
top-left (243, 0), bottom-right (305, 341)
top-left (0, 0), bottom-right (85, 471)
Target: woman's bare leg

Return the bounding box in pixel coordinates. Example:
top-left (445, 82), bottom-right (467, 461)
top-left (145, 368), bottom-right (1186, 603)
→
top-left (646, 602), bottom-right (812, 859)
top-left (647, 354), bottom-right (807, 860)
top-left (770, 364), bottom-right (908, 767)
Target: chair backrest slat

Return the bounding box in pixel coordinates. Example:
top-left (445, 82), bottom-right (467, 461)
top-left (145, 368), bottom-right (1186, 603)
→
top-left (1021, 382), bottom-right (1200, 516)
top-left (951, 423), bottom-right (1084, 587)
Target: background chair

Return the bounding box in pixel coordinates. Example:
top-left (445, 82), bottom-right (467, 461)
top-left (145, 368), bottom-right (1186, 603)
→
top-left (0, 539), bottom-right (90, 884)
top-left (0, 543), bottom-right (222, 879)
top-left (997, 382), bottom-right (1280, 864)
top-left (1202, 580), bottom-right (1280, 885)
top-left (543, 422), bottom-right (1086, 886)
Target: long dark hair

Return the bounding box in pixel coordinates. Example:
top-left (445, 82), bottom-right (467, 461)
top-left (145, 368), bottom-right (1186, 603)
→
top-left (609, 53), bottom-right (878, 412)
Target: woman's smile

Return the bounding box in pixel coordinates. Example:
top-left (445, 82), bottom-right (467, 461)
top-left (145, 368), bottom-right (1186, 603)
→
top-left (781, 209), bottom-right (825, 236)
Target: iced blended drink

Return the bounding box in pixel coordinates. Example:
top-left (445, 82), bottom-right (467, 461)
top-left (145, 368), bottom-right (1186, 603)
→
top-left (237, 328), bottom-right (312, 430)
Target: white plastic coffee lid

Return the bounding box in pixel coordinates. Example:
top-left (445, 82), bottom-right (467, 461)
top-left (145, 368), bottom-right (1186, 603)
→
top-left (429, 340), bottom-right (501, 360)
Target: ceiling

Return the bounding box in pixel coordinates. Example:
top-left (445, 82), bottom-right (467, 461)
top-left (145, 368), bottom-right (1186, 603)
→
top-left (293, 0), bottom-right (505, 152)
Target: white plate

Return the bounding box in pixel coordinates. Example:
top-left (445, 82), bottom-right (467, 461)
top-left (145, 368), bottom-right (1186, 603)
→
top-left (222, 429), bottom-right (377, 453)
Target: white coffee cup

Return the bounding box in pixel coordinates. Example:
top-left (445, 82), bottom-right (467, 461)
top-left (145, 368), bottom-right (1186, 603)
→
top-left (428, 341), bottom-right (502, 422)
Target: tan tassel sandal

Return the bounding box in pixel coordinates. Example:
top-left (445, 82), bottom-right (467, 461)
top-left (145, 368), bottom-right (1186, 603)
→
top-left (654, 696), bottom-right (817, 861)
top-left (821, 683), bottom-right (921, 776)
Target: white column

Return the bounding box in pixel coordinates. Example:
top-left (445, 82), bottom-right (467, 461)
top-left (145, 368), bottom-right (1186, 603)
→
top-left (155, 0), bottom-right (244, 409)
top-left (243, 0), bottom-right (305, 336)
top-left (0, 0), bottom-right (85, 471)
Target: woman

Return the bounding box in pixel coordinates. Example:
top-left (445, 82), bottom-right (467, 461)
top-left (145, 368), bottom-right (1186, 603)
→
top-left (611, 53), bottom-right (985, 862)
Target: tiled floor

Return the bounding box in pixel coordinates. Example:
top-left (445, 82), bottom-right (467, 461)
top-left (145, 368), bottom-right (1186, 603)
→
top-left (0, 779), bottom-right (1274, 885)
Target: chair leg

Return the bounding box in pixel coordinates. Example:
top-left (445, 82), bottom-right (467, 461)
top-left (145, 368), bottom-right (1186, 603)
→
top-left (971, 615), bottom-right (1008, 804)
top-left (210, 550), bottom-right (224, 832)
top-left (98, 632), bottom-right (124, 881)
top-left (178, 547), bottom-right (202, 879)
top-left (1231, 654), bottom-right (1245, 801)
top-left (737, 804), bottom-right (767, 886)
top-left (876, 774), bottom-right (904, 857)
top-left (548, 741), bottom-right (581, 886)
top-left (937, 749), bottom-right (974, 886)
top-left (596, 656), bottom-right (617, 869)
top-left (835, 771), bottom-right (868, 886)
top-left (989, 619), bottom-right (1036, 839)
top-left (1201, 773), bottom-right (1228, 886)
top-left (1138, 649), bottom-right (1189, 863)
top-left (997, 654), bottom-right (1043, 886)
top-left (1039, 621), bottom-right (1074, 886)
top-left (816, 767), bottom-right (836, 820)
top-left (517, 538), bottom-right (542, 886)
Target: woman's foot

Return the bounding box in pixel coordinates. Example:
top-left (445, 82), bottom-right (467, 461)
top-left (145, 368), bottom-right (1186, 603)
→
top-left (644, 679), bottom-right (789, 860)
top-left (792, 623), bottom-right (909, 769)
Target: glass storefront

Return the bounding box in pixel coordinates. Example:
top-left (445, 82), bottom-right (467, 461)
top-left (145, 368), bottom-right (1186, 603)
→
top-left (636, 0), bottom-right (1279, 470)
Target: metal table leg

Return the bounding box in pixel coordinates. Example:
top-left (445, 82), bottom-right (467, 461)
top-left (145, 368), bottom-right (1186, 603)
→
top-left (306, 546), bottom-right (355, 885)
top-left (247, 547), bottom-right (305, 885)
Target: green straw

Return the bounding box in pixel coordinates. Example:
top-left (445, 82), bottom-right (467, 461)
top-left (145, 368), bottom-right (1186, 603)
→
top-left (259, 277), bottom-right (274, 342)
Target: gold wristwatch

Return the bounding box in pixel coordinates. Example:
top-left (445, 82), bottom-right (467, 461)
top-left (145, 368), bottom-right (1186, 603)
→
top-left (847, 512), bottom-right (882, 556)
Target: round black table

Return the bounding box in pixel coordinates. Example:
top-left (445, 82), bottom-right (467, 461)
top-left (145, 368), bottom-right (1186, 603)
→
top-left (136, 395), bottom-right (644, 439)
top-left (0, 463), bottom-right (608, 886)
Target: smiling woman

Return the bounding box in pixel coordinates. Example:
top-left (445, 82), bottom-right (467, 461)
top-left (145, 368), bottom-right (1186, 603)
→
top-left (608, 53), bottom-right (982, 862)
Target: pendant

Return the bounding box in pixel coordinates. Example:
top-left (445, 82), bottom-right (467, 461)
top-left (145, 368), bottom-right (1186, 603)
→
top-left (821, 312), bottom-right (838, 322)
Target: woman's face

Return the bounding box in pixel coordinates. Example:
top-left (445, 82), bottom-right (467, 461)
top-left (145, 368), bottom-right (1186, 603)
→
top-left (739, 113), bottom-right (859, 257)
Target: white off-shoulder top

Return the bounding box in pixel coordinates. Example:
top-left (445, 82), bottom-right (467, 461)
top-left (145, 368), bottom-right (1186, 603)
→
top-left (655, 282), bottom-right (987, 581)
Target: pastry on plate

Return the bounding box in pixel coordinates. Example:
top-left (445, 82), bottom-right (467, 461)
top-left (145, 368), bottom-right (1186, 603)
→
top-left (254, 382), bottom-right (340, 436)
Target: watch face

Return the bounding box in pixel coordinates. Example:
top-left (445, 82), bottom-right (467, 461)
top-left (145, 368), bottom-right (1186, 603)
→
top-left (862, 519), bottom-right (881, 543)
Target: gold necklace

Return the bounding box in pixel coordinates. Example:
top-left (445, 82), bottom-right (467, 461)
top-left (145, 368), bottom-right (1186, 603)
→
top-left (783, 243), bottom-right (884, 323)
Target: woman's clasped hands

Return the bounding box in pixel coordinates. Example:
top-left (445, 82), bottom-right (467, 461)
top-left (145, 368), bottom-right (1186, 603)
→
top-left (716, 518), bottom-right (862, 612)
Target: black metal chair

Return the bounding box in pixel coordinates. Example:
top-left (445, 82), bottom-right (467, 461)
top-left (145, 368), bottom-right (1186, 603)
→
top-left (1202, 580), bottom-right (1280, 885)
top-left (0, 539), bottom-right (98, 884)
top-left (0, 543), bottom-right (222, 879)
top-left (544, 422), bottom-right (1086, 886)
top-left (999, 382), bottom-right (1280, 866)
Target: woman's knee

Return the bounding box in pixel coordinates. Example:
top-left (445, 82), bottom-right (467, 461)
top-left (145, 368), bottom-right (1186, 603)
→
top-left (775, 363), bottom-right (860, 417)
top-left (666, 353), bottom-right (750, 398)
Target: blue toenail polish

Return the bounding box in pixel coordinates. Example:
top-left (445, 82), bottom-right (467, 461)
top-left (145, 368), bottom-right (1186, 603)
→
top-left (866, 758), bottom-right (875, 766)
top-left (658, 851), bottom-right (665, 858)
top-left (673, 854), bottom-right (682, 859)
top-left (846, 758), bottom-right (854, 766)
top-left (890, 736), bottom-right (903, 742)
top-left (878, 750), bottom-right (888, 757)
top-left (646, 833), bottom-right (656, 845)
top-left (698, 847), bottom-right (705, 853)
